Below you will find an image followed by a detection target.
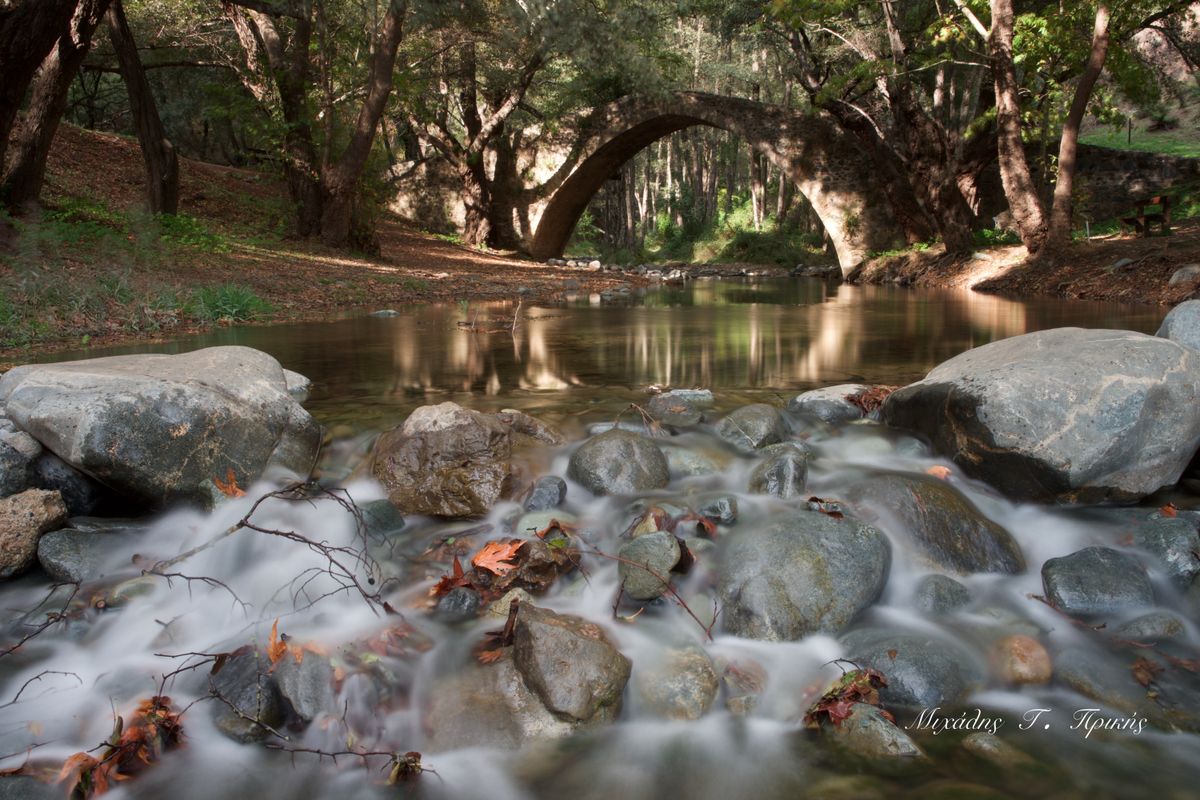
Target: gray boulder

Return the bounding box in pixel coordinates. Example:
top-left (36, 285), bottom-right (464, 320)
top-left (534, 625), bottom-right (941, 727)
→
top-left (823, 703), bottom-right (926, 761)
top-left (1157, 300), bottom-right (1200, 351)
top-left (32, 452), bottom-right (109, 516)
top-left (209, 649), bottom-right (285, 743)
top-left (0, 347), bottom-right (321, 507)
top-left (647, 392), bottom-right (703, 427)
top-left (1132, 513), bottom-right (1200, 588)
top-left (617, 532), bottom-right (681, 601)
top-left (718, 510), bottom-right (890, 640)
top-left (274, 651), bottom-right (336, 722)
top-left (841, 627), bottom-right (984, 709)
top-left (37, 524), bottom-right (144, 583)
top-left (512, 604), bottom-right (631, 722)
top-left (883, 328), bottom-right (1200, 503)
top-left (846, 473), bottom-right (1024, 574)
top-left (372, 402), bottom-right (513, 517)
top-left (633, 645), bottom-right (719, 720)
top-left (1041, 546), bottom-right (1154, 617)
top-left (748, 442), bottom-right (810, 499)
top-left (524, 475), bottom-right (567, 512)
top-left (0, 489), bottom-right (68, 578)
top-left (1168, 266), bottom-right (1200, 288)
top-left (716, 404), bottom-right (788, 451)
top-left (788, 384), bottom-right (870, 425)
top-left (567, 429), bottom-right (669, 496)
top-left (0, 420), bottom-right (40, 498)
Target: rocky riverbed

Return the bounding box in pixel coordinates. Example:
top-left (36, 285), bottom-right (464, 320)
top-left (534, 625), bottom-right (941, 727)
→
top-left (3, 307), bottom-right (1200, 798)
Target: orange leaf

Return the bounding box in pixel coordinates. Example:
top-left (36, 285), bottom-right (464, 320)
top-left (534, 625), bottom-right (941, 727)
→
top-left (213, 469), bottom-right (246, 498)
top-left (926, 465), bottom-right (952, 481)
top-left (477, 649), bottom-right (505, 664)
top-left (1161, 503), bottom-right (1178, 518)
top-left (57, 752), bottom-right (99, 788)
top-left (266, 618), bottom-right (287, 666)
top-left (471, 540), bottom-right (524, 576)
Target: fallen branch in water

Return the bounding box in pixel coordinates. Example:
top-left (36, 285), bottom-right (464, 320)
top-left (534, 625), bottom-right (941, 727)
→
top-left (0, 583), bottom-right (80, 659)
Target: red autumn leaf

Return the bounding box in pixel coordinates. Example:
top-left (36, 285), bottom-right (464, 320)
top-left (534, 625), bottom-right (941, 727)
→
top-left (824, 698), bottom-right (856, 726)
top-left (476, 648), bottom-right (504, 664)
top-left (471, 540), bottom-right (524, 575)
top-left (845, 385), bottom-right (897, 414)
top-left (1161, 503), bottom-right (1178, 518)
top-left (429, 556), bottom-right (470, 598)
top-left (213, 469), bottom-right (245, 498)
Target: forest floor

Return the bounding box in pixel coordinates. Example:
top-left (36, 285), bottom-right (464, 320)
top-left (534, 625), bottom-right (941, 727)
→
top-left (849, 218), bottom-right (1200, 306)
top-left (2, 122), bottom-right (1198, 367)
top-left (0, 124), bottom-right (638, 366)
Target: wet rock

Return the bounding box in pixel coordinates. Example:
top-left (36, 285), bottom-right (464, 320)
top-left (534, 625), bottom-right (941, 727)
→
top-left (103, 576), bottom-right (158, 607)
top-left (0, 489), bottom-right (68, 578)
top-left (567, 430), bottom-right (669, 496)
top-left (824, 703), bottom-right (926, 761)
top-left (0, 775), bottom-right (60, 800)
top-left (990, 634), bottom-right (1052, 685)
top-left (524, 475), bottom-right (568, 512)
top-left (434, 587), bottom-right (482, 623)
top-left (960, 732), bottom-right (1035, 769)
top-left (372, 402), bottom-right (514, 518)
top-left (913, 574), bottom-right (971, 615)
top-left (37, 525), bottom-right (144, 583)
top-left (209, 649), bottom-right (285, 743)
top-left (716, 404), bottom-right (787, 451)
top-left (359, 498), bottom-right (406, 537)
top-left (274, 651), bottom-right (336, 722)
top-left (695, 493), bottom-right (737, 526)
top-left (846, 473), bottom-right (1024, 575)
top-left (31, 452), bottom-right (110, 516)
top-left (718, 510), bottom-right (890, 640)
top-left (512, 604), bottom-right (631, 722)
top-left (1157, 299), bottom-right (1200, 351)
top-left (485, 587), bottom-right (534, 619)
top-left (647, 392), bottom-right (703, 427)
top-left (0, 347), bottom-right (322, 507)
top-left (1056, 646), bottom-right (1200, 732)
top-left (1131, 513), bottom-right (1200, 588)
top-left (1041, 546), bottom-right (1154, 617)
top-left (883, 328), bottom-right (1200, 504)
top-left (841, 627), bottom-right (984, 709)
top-left (666, 389), bottom-right (714, 406)
top-left (788, 384), bottom-right (870, 425)
top-left (633, 645), bottom-right (718, 720)
top-left (512, 510), bottom-right (576, 538)
top-left (497, 409), bottom-right (565, 446)
top-left (282, 369), bottom-right (311, 403)
top-left (0, 421), bottom-right (40, 498)
top-left (660, 444), bottom-right (722, 477)
top-left (748, 442), bottom-right (809, 499)
top-left (1116, 611), bottom-right (1186, 642)
top-left (617, 532), bottom-right (681, 601)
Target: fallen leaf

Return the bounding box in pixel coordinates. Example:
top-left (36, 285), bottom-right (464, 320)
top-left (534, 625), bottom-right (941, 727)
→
top-left (925, 465), bottom-right (952, 481)
top-left (266, 618), bottom-right (287, 666)
top-left (472, 540), bottom-right (524, 575)
top-left (1161, 503), bottom-right (1178, 518)
top-left (1132, 656), bottom-right (1163, 687)
top-left (213, 469), bottom-right (245, 498)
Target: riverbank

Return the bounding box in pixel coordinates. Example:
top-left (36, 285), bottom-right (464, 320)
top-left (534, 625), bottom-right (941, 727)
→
top-left (848, 218), bottom-right (1200, 306)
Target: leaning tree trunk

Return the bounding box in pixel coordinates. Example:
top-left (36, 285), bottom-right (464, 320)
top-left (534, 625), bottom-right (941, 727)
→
top-left (0, 0), bottom-right (79, 200)
top-left (458, 159), bottom-right (493, 247)
top-left (2, 0), bottom-right (112, 209)
top-left (106, 0), bottom-right (178, 214)
top-left (1046, 4), bottom-right (1111, 250)
top-left (989, 0), bottom-right (1048, 253)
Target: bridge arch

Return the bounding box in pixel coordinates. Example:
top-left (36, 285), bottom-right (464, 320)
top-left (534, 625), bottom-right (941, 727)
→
top-left (527, 92), bottom-right (906, 272)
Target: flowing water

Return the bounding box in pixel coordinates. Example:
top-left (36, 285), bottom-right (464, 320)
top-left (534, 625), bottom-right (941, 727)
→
top-left (2, 278), bottom-right (1195, 799)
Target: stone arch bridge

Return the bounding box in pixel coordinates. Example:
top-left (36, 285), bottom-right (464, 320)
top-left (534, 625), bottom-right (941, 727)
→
top-left (523, 91), bottom-right (906, 271)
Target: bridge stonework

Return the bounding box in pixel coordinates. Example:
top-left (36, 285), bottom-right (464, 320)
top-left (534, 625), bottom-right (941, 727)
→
top-left (526, 92), bottom-right (906, 272)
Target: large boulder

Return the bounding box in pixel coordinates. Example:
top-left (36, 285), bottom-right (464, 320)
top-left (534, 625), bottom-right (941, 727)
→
top-left (0, 348), bottom-right (321, 507)
top-left (882, 328), bottom-right (1200, 503)
top-left (0, 489), bottom-right (69, 578)
top-left (841, 627), bottom-right (985, 709)
top-left (1041, 546), bottom-right (1154, 617)
top-left (567, 429), bottom-right (669, 496)
top-left (1157, 300), bottom-right (1200, 352)
top-left (372, 402), bottom-right (513, 518)
top-left (718, 510), bottom-right (890, 641)
top-left (845, 473), bottom-right (1024, 574)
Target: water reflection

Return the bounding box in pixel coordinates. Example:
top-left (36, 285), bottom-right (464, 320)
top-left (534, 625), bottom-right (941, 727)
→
top-left (37, 278), bottom-right (1164, 430)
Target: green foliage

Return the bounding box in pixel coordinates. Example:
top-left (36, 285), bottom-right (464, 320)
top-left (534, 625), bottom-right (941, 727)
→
top-left (156, 213), bottom-right (232, 252)
top-left (184, 284), bottom-right (273, 322)
top-left (974, 227), bottom-right (1021, 247)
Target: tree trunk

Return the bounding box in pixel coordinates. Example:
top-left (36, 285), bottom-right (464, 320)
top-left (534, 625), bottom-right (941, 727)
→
top-left (0, 0), bottom-right (78, 187)
top-left (460, 160), bottom-right (492, 247)
top-left (2, 0), bottom-right (112, 209)
top-left (107, 0), bottom-right (178, 214)
top-left (988, 0), bottom-right (1048, 252)
top-left (1046, 4), bottom-right (1110, 250)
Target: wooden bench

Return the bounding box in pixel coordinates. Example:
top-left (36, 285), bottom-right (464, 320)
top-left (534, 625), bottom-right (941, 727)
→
top-left (1121, 194), bottom-right (1173, 237)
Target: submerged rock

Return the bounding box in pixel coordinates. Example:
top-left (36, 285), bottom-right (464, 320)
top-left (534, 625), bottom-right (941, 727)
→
top-left (1131, 513), bottom-right (1200, 589)
top-left (841, 627), bottom-right (984, 709)
top-left (0, 347), bottom-right (321, 507)
top-left (788, 384), bottom-right (871, 425)
top-left (718, 510), bottom-right (890, 640)
top-left (989, 634), bottom-right (1052, 685)
top-left (846, 473), bottom-right (1024, 575)
top-left (0, 489), bottom-right (68, 578)
top-left (1116, 611), bottom-right (1186, 642)
top-left (633, 645), bottom-right (719, 720)
top-left (567, 429), bottom-right (669, 496)
top-left (883, 328), bottom-right (1200, 503)
top-left (747, 442), bottom-right (810, 499)
top-left (372, 402), bottom-right (513, 518)
top-left (715, 403), bottom-right (788, 451)
top-left (1056, 646), bottom-right (1200, 732)
top-left (823, 703), bottom-right (926, 762)
top-left (37, 524), bottom-right (144, 583)
top-left (913, 574), bottom-right (971, 615)
top-left (1041, 546), bottom-right (1154, 617)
